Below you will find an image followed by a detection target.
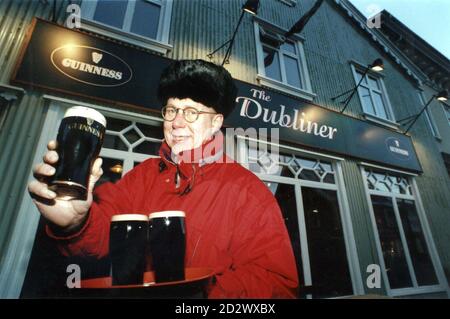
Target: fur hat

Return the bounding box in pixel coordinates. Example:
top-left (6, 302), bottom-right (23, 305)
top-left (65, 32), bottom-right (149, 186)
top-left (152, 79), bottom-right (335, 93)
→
top-left (157, 59), bottom-right (237, 118)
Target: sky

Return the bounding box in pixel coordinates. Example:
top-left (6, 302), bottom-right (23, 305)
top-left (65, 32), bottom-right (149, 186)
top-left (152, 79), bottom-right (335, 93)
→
top-left (349, 0), bottom-right (450, 60)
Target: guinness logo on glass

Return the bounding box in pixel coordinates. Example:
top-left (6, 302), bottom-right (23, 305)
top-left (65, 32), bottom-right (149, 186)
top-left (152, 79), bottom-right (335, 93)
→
top-left (50, 45), bottom-right (132, 87)
top-left (386, 137), bottom-right (410, 160)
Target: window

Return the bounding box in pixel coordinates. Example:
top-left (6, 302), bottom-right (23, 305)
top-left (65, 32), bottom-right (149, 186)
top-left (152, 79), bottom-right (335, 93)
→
top-left (81, 0), bottom-right (173, 54)
top-left (97, 115), bottom-right (163, 186)
top-left (351, 65), bottom-right (394, 122)
top-left (418, 92), bottom-right (440, 138)
top-left (255, 21), bottom-right (315, 101)
top-left (363, 168), bottom-right (441, 294)
top-left (237, 137), bottom-right (356, 298)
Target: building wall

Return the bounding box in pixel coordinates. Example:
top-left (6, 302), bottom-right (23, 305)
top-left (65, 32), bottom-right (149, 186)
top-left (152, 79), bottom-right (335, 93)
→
top-left (0, 0), bottom-right (71, 269)
top-left (0, 0), bottom-right (448, 297)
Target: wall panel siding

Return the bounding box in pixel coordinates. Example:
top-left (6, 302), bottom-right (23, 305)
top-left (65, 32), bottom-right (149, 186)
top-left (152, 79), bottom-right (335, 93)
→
top-left (0, 0), bottom-right (69, 267)
top-left (340, 159), bottom-right (386, 294)
top-left (0, 93), bottom-right (48, 265)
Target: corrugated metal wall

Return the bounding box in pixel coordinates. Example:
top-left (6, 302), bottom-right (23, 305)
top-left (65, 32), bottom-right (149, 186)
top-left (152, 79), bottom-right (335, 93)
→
top-left (0, 0), bottom-right (448, 295)
top-left (0, 0), bottom-right (69, 266)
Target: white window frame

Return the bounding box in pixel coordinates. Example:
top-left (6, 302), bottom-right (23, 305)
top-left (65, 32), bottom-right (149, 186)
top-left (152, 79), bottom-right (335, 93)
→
top-left (254, 17), bottom-right (316, 101)
top-left (350, 63), bottom-right (397, 128)
top-left (360, 164), bottom-right (450, 298)
top-left (100, 115), bottom-right (163, 176)
top-left (236, 135), bottom-right (364, 298)
top-left (418, 91), bottom-right (441, 139)
top-left (80, 0), bottom-right (173, 55)
top-left (0, 94), bottom-right (163, 298)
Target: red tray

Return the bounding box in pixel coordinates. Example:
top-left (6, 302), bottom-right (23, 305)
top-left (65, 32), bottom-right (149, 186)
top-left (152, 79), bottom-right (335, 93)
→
top-left (71, 267), bottom-right (215, 298)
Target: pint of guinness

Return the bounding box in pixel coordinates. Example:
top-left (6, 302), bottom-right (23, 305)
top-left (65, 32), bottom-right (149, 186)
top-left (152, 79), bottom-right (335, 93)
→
top-left (110, 214), bottom-right (149, 286)
top-left (49, 106), bottom-right (106, 200)
top-left (148, 211), bottom-right (186, 283)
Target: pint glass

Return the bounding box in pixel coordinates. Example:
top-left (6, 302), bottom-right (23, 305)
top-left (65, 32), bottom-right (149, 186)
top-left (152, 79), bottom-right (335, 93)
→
top-left (110, 214), bottom-right (149, 286)
top-left (49, 106), bottom-right (106, 200)
top-left (148, 211), bottom-right (186, 283)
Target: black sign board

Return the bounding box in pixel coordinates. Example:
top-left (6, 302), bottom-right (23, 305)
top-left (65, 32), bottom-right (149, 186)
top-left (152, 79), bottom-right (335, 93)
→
top-left (12, 18), bottom-right (169, 112)
top-left (231, 82), bottom-right (422, 172)
top-left (12, 19), bottom-right (422, 173)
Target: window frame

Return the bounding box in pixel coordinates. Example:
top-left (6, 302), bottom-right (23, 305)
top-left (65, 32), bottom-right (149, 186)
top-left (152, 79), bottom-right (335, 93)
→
top-left (360, 164), bottom-right (448, 297)
top-left (254, 18), bottom-right (316, 101)
top-left (80, 0), bottom-right (173, 55)
top-left (417, 91), bottom-right (441, 139)
top-left (235, 135), bottom-right (364, 298)
top-left (350, 63), bottom-right (397, 127)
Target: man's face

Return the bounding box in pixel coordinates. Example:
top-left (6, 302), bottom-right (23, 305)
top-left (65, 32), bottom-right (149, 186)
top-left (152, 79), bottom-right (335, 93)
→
top-left (163, 98), bottom-right (223, 155)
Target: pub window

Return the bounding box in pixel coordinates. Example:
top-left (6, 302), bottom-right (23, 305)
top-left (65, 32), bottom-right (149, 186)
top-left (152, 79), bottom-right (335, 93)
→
top-left (418, 91), bottom-right (440, 139)
top-left (363, 168), bottom-right (441, 294)
top-left (97, 116), bottom-right (164, 187)
top-left (81, 0), bottom-right (172, 52)
top-left (238, 137), bottom-right (355, 298)
top-left (254, 22), bottom-right (315, 101)
top-left (351, 64), bottom-right (395, 122)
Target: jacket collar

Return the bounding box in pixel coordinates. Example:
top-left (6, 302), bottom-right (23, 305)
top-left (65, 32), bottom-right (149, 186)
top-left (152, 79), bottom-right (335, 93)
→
top-left (158, 132), bottom-right (225, 195)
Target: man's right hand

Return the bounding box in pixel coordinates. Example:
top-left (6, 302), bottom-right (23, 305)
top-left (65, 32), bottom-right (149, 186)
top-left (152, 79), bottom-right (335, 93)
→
top-left (28, 140), bottom-right (103, 233)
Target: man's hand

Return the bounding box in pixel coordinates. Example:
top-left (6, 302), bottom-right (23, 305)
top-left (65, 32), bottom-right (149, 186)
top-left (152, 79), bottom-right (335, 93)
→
top-left (28, 140), bottom-right (103, 232)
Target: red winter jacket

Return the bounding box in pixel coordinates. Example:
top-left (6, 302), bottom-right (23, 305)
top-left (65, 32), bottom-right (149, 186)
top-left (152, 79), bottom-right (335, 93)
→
top-left (47, 139), bottom-right (298, 298)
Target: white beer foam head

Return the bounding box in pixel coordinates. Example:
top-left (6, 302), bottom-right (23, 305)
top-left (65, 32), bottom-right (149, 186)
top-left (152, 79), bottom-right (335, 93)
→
top-left (111, 214), bottom-right (149, 222)
top-left (149, 211), bottom-right (186, 219)
top-left (64, 106), bottom-right (107, 127)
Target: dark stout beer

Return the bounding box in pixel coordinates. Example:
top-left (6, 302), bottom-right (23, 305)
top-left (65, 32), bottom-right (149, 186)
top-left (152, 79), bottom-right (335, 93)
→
top-left (49, 106), bottom-right (106, 200)
top-left (148, 211), bottom-right (186, 283)
top-left (110, 214), bottom-right (149, 286)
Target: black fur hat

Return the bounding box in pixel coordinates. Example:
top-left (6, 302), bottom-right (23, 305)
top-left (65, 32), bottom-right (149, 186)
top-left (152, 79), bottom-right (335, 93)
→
top-left (157, 59), bottom-right (238, 118)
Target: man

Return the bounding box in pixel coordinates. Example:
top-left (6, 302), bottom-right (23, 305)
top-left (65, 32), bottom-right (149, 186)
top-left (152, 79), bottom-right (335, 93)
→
top-left (29, 59), bottom-right (298, 298)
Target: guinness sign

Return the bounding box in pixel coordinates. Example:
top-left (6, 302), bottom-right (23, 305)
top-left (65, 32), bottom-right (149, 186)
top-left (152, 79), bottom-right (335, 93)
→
top-left (12, 18), bottom-right (169, 110)
top-left (50, 45), bottom-right (132, 87)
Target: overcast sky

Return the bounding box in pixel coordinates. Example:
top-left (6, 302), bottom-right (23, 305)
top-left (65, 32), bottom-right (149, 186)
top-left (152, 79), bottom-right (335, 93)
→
top-left (349, 0), bottom-right (450, 59)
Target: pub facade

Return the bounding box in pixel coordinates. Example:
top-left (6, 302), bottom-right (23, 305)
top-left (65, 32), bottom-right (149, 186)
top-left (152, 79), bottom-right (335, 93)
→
top-left (0, 0), bottom-right (449, 298)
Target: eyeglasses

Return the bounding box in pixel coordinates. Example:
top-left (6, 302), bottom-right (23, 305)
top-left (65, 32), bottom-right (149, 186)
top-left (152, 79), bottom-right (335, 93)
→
top-left (161, 106), bottom-right (217, 123)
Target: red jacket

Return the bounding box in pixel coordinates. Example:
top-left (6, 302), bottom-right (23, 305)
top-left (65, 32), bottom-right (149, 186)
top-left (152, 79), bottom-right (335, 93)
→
top-left (48, 139), bottom-right (298, 298)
